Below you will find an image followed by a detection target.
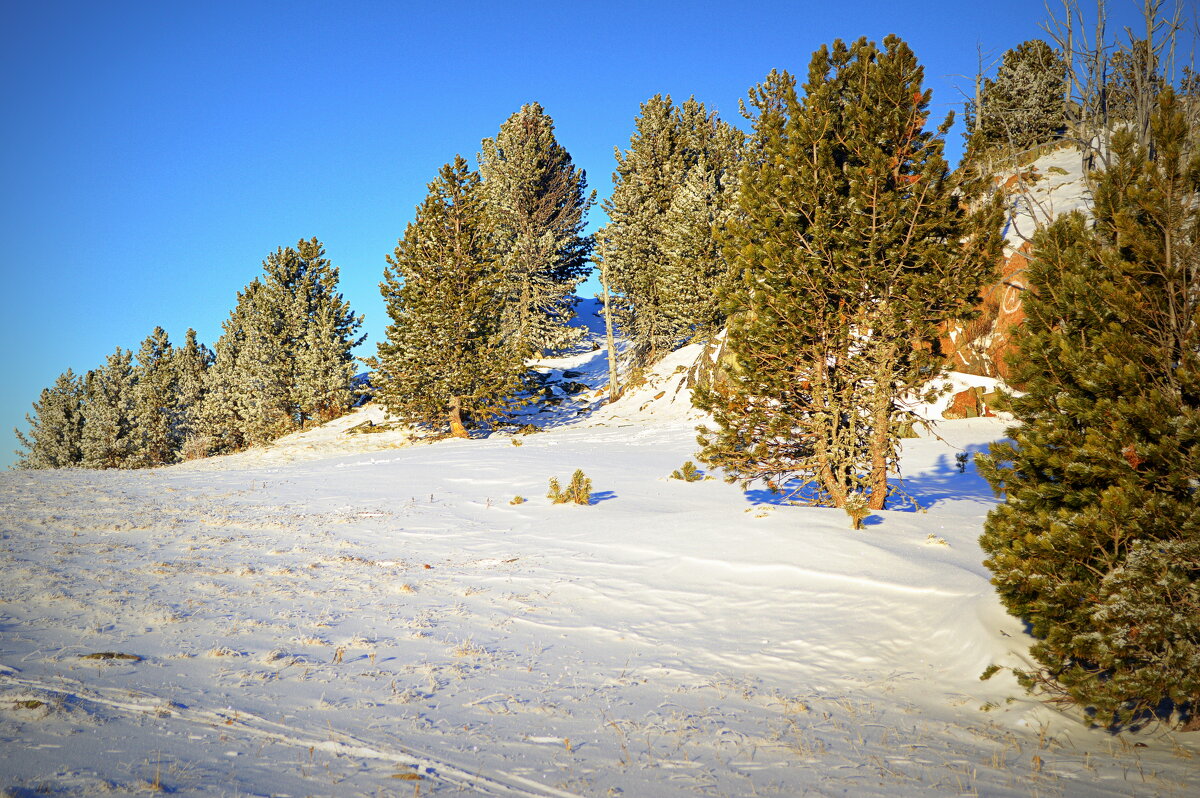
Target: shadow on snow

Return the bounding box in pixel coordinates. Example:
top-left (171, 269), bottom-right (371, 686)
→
top-left (739, 442), bottom-right (1001, 513)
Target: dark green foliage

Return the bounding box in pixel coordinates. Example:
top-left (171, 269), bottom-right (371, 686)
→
top-left (373, 156), bottom-right (526, 435)
top-left (480, 102), bottom-right (595, 354)
top-left (978, 90), bottom-right (1199, 729)
top-left (697, 37), bottom-right (1001, 511)
top-left (15, 369), bottom-right (84, 469)
top-left (597, 96), bottom-right (743, 366)
top-left (969, 39), bottom-right (1066, 154)
top-left (548, 469), bottom-right (592, 505)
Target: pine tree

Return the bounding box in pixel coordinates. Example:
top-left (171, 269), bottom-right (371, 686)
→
top-left (198, 282), bottom-right (260, 454)
top-left (978, 89), bottom-right (1200, 729)
top-left (479, 102), bottom-right (595, 354)
top-left (14, 369), bottom-right (84, 469)
top-left (969, 39), bottom-right (1066, 154)
top-left (596, 96), bottom-right (742, 367)
top-left (373, 156), bottom-right (526, 436)
top-left (200, 238), bottom-right (363, 452)
top-left (172, 328), bottom-right (212, 456)
top-left (697, 38), bottom-right (1001, 511)
top-left (133, 326), bottom-right (177, 466)
top-left (81, 348), bottom-right (138, 469)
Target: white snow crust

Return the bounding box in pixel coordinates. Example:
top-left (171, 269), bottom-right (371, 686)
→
top-left (2, 332), bottom-right (1197, 797)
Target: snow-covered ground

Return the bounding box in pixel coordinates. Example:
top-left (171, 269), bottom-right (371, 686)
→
top-left (2, 336), bottom-right (1198, 796)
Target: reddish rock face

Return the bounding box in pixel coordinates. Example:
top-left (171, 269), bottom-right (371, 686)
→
top-left (942, 387), bottom-right (1000, 420)
top-left (941, 242), bottom-right (1031, 384)
top-left (943, 388), bottom-right (982, 419)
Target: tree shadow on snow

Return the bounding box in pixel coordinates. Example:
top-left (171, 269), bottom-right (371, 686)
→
top-left (588, 490), bottom-right (618, 505)
top-left (896, 442), bottom-right (1000, 510)
top-left (740, 441), bottom-right (1001, 513)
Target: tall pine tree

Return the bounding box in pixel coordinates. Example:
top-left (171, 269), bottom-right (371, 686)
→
top-left (697, 38), bottom-right (1001, 511)
top-left (200, 238), bottom-right (363, 452)
top-left (81, 348), bottom-right (138, 469)
top-left (596, 96), bottom-right (742, 367)
top-left (978, 90), bottom-right (1199, 729)
top-left (133, 326), bottom-right (177, 466)
top-left (479, 103), bottom-right (595, 354)
top-left (374, 156), bottom-right (526, 436)
top-left (14, 370), bottom-right (84, 469)
top-left (172, 328), bottom-right (212, 457)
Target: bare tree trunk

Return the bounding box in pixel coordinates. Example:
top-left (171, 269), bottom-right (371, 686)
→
top-left (601, 273), bottom-right (620, 402)
top-left (448, 396), bottom-right (469, 438)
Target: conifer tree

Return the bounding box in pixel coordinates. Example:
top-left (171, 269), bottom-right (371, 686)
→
top-left (977, 90), bottom-right (1199, 728)
top-left (199, 282), bottom-right (260, 454)
top-left (970, 39), bottom-right (1066, 154)
top-left (81, 348), bottom-right (138, 469)
top-left (133, 326), bottom-right (177, 466)
top-left (697, 38), bottom-right (1001, 511)
top-left (597, 96), bottom-right (742, 366)
top-left (374, 156), bottom-right (525, 436)
top-left (172, 328), bottom-right (212, 452)
top-left (479, 103), bottom-right (595, 354)
top-left (14, 370), bottom-right (84, 469)
top-left (200, 238), bottom-right (363, 452)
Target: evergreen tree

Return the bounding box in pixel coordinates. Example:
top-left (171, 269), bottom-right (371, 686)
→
top-left (133, 326), bottom-right (177, 466)
top-left (198, 282), bottom-right (260, 454)
top-left (479, 102), bottom-right (595, 354)
top-left (978, 90), bottom-right (1200, 729)
top-left (374, 156), bottom-right (525, 436)
top-left (172, 328), bottom-right (212, 454)
top-left (200, 238), bottom-right (363, 452)
top-left (81, 348), bottom-right (138, 469)
top-left (697, 38), bottom-right (1001, 511)
top-left (970, 39), bottom-right (1066, 154)
top-left (596, 96), bottom-right (742, 366)
top-left (14, 370), bottom-right (84, 469)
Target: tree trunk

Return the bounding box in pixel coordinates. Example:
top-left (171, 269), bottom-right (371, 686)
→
top-left (448, 396), bottom-right (469, 438)
top-left (601, 274), bottom-right (620, 402)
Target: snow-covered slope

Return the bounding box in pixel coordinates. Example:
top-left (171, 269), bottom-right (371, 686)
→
top-left (2, 333), bottom-right (1197, 797)
top-left (1000, 144), bottom-right (1094, 255)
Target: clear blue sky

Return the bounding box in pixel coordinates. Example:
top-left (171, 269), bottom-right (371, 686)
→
top-left (0, 0), bottom-right (1169, 468)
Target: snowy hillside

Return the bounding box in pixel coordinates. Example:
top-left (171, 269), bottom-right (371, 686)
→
top-left (2, 333), bottom-right (1198, 797)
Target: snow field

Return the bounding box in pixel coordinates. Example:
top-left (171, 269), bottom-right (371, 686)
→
top-left (2, 405), bottom-right (1198, 796)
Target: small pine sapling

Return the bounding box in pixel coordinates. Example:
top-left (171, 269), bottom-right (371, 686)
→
top-left (510, 495), bottom-right (526, 505)
top-left (844, 493), bottom-right (869, 530)
top-left (548, 469), bottom-right (592, 505)
top-left (670, 460), bottom-right (704, 481)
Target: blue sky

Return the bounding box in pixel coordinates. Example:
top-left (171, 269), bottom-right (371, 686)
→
top-left (0, 0), bottom-right (1169, 467)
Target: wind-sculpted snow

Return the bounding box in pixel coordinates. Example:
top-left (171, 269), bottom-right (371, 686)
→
top-left (1, 409), bottom-right (1197, 795)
